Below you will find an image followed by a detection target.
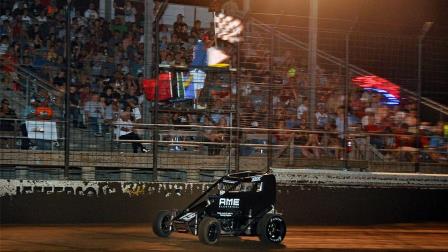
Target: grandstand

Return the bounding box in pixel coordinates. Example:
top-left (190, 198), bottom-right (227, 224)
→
top-left (0, 0), bottom-right (447, 182)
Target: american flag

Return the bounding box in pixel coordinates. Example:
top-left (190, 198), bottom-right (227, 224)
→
top-left (214, 13), bottom-right (244, 43)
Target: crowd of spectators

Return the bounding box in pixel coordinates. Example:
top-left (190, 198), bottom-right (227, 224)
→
top-left (0, 0), bottom-right (219, 134)
top-left (236, 32), bottom-right (447, 162)
top-left (0, 0), bottom-right (446, 162)
top-left (0, 0), bottom-right (238, 153)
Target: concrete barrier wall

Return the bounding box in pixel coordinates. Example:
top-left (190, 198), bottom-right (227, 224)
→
top-left (1, 179), bottom-right (448, 225)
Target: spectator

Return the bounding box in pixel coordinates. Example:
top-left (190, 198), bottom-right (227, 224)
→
top-left (111, 16), bottom-right (128, 34)
top-left (361, 108), bottom-right (375, 129)
top-left (274, 120), bottom-right (294, 158)
top-left (21, 9), bottom-right (33, 26)
top-left (0, 35), bottom-right (9, 55)
top-left (12, 1), bottom-right (25, 16)
top-left (114, 111), bottom-right (149, 153)
top-left (321, 123), bottom-right (341, 158)
top-left (69, 86), bottom-right (84, 128)
top-left (123, 1), bottom-right (137, 24)
top-left (302, 133), bottom-right (321, 158)
top-left (84, 3), bottom-right (98, 20)
top-left (315, 106), bottom-right (328, 129)
top-left (173, 14), bottom-right (187, 37)
top-left (202, 115), bottom-right (226, 155)
top-left (36, 10), bottom-right (47, 23)
top-left (296, 97), bottom-right (308, 120)
top-left (52, 70), bottom-right (66, 88)
top-left (159, 24), bottom-right (170, 42)
top-left (84, 93), bottom-right (103, 136)
top-left (127, 98), bottom-right (142, 123)
top-left (285, 113), bottom-right (299, 129)
top-left (104, 96), bottom-right (120, 132)
top-left (35, 99), bottom-right (54, 120)
top-left (30, 0), bottom-right (45, 17)
top-left (0, 9), bottom-right (13, 23)
top-left (0, 98), bottom-right (17, 132)
top-left (405, 110), bottom-right (418, 133)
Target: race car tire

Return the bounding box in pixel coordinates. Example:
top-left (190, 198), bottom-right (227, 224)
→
top-left (198, 217), bottom-right (221, 245)
top-left (153, 210), bottom-right (173, 238)
top-left (257, 214), bottom-right (286, 244)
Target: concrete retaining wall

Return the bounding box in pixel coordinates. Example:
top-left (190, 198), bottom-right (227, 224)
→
top-left (1, 178), bottom-right (447, 225)
top-left (273, 168), bottom-right (448, 188)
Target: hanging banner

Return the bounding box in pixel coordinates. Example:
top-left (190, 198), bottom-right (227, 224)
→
top-left (143, 73), bottom-right (173, 101)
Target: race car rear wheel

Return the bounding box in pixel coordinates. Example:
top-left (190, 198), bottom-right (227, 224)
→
top-left (153, 210), bottom-right (173, 237)
top-left (198, 217), bottom-right (221, 245)
top-left (257, 214), bottom-right (286, 244)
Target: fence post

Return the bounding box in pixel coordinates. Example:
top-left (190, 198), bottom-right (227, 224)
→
top-left (267, 32), bottom-right (275, 171)
top-left (64, 0), bottom-right (73, 179)
top-left (415, 22), bottom-right (433, 173)
top-left (227, 112), bottom-right (233, 174)
top-left (143, 0), bottom-right (154, 140)
top-left (152, 4), bottom-right (161, 182)
top-left (343, 32), bottom-right (350, 170)
top-left (308, 0), bottom-right (318, 129)
top-left (235, 42), bottom-right (241, 173)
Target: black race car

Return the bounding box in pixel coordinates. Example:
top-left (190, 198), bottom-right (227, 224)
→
top-left (152, 171), bottom-right (286, 245)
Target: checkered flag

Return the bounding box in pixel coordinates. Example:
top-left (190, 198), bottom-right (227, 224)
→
top-left (214, 13), bottom-right (244, 43)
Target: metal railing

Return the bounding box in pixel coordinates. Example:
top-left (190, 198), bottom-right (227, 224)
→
top-left (1, 117), bottom-right (447, 181)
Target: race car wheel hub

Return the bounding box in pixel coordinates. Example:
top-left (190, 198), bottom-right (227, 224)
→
top-left (266, 219), bottom-right (285, 241)
top-left (161, 215), bottom-right (171, 233)
top-left (207, 223), bottom-right (219, 242)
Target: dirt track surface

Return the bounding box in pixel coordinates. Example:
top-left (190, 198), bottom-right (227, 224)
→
top-left (1, 224), bottom-right (448, 251)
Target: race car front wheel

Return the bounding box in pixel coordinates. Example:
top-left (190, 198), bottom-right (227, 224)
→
top-left (153, 210), bottom-right (173, 238)
top-left (257, 214), bottom-right (286, 244)
top-left (198, 217), bottom-right (221, 245)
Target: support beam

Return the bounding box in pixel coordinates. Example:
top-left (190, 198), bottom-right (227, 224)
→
top-left (105, 0), bottom-right (112, 22)
top-left (143, 0), bottom-right (154, 125)
top-left (144, 0), bottom-right (154, 79)
top-left (308, 0), bottom-right (318, 129)
top-left (64, 0), bottom-right (73, 179)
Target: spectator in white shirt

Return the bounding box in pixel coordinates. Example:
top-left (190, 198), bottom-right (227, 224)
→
top-left (115, 112), bottom-right (148, 153)
top-left (297, 97), bottom-right (308, 120)
top-left (123, 1), bottom-right (137, 24)
top-left (84, 3), bottom-right (99, 20)
top-left (0, 9), bottom-right (13, 23)
top-left (129, 100), bottom-right (142, 123)
top-left (36, 10), bottom-right (47, 23)
top-left (21, 9), bottom-right (32, 26)
top-left (315, 106), bottom-right (328, 129)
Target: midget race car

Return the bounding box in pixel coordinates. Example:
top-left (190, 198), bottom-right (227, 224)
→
top-left (152, 171), bottom-right (286, 245)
